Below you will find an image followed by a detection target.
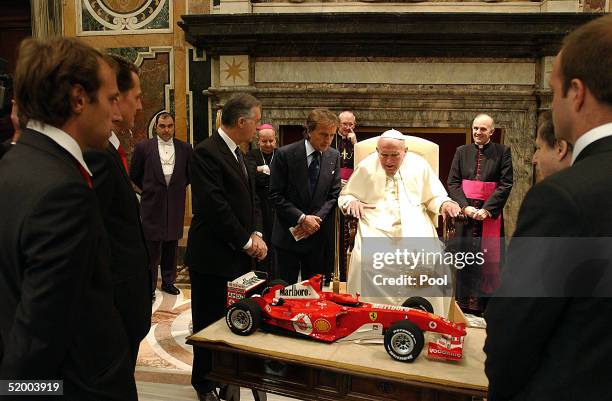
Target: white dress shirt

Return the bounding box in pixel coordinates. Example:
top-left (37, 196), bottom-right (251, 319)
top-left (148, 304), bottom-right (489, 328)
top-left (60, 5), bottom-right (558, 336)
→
top-left (157, 136), bottom-right (175, 185)
top-left (571, 122), bottom-right (612, 165)
top-left (26, 120), bottom-right (92, 176)
top-left (109, 131), bottom-right (121, 150)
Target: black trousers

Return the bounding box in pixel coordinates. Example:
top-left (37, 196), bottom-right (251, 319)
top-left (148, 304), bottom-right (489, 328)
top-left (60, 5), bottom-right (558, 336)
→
top-left (275, 246), bottom-right (328, 285)
top-left (147, 239), bottom-right (178, 290)
top-left (190, 270), bottom-right (228, 394)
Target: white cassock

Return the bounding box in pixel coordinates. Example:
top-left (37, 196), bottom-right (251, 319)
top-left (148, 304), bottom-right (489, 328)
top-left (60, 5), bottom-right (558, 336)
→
top-left (338, 151), bottom-right (453, 317)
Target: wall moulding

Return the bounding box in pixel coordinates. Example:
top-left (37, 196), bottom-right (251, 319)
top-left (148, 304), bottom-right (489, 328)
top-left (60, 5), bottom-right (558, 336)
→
top-left (179, 12), bottom-right (599, 58)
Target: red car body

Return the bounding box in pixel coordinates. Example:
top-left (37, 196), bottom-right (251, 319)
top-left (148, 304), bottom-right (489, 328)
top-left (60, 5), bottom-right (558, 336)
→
top-left (226, 273), bottom-right (467, 362)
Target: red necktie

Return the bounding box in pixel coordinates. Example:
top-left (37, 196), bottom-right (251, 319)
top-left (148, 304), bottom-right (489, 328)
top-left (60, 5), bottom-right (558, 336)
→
top-left (117, 145), bottom-right (129, 174)
top-left (77, 163), bottom-right (93, 188)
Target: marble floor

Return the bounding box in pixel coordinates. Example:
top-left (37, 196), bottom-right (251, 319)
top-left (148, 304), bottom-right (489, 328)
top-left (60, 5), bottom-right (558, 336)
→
top-left (136, 286), bottom-right (298, 401)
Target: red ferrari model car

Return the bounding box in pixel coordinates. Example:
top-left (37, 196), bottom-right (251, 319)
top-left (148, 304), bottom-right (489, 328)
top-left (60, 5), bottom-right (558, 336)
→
top-left (225, 272), bottom-right (466, 362)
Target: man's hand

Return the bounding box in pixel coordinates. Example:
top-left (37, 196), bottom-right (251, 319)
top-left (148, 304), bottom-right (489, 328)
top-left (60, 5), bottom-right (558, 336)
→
top-left (301, 215), bottom-right (322, 235)
top-left (347, 130), bottom-right (357, 145)
top-left (463, 206), bottom-right (478, 219)
top-left (256, 165), bottom-right (270, 175)
top-left (291, 225), bottom-right (310, 240)
top-left (473, 208), bottom-right (490, 221)
top-left (345, 200), bottom-right (375, 219)
top-left (440, 201), bottom-right (461, 220)
top-left (245, 234), bottom-right (268, 260)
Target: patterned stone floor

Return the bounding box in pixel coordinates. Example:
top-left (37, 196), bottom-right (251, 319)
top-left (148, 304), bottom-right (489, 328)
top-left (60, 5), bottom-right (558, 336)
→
top-left (136, 286), bottom-right (297, 401)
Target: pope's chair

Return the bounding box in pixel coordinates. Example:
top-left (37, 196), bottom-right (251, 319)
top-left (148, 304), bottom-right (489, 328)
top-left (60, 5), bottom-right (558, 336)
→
top-left (353, 134), bottom-right (439, 175)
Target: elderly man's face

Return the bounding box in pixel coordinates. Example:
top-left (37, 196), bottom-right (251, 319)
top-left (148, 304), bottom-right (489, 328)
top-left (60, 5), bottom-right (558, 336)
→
top-left (339, 112), bottom-right (356, 136)
top-left (472, 115), bottom-right (494, 146)
top-left (257, 128), bottom-right (276, 154)
top-left (308, 122), bottom-right (336, 152)
top-left (236, 106), bottom-right (262, 145)
top-left (377, 137), bottom-right (406, 176)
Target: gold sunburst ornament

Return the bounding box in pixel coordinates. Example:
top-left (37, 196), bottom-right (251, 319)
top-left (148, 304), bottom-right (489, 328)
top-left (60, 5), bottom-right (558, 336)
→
top-left (223, 57), bottom-right (246, 85)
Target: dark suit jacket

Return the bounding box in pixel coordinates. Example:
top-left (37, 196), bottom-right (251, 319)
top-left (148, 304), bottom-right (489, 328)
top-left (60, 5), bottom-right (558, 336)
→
top-left (245, 148), bottom-right (274, 241)
top-left (269, 140), bottom-right (341, 253)
top-left (185, 131), bottom-right (262, 279)
top-left (84, 143), bottom-right (151, 353)
top-left (447, 142), bottom-right (513, 218)
top-left (0, 129), bottom-right (136, 400)
top-left (130, 137), bottom-right (193, 241)
top-left (484, 134), bottom-right (612, 401)
top-left (0, 141), bottom-right (11, 160)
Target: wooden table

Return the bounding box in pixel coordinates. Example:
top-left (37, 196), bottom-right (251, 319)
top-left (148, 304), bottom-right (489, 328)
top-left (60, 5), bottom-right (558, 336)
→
top-left (188, 320), bottom-right (488, 401)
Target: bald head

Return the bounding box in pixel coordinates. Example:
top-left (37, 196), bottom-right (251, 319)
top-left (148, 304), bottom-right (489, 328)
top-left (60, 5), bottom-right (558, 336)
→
top-left (257, 126), bottom-right (276, 154)
top-left (472, 114), bottom-right (495, 145)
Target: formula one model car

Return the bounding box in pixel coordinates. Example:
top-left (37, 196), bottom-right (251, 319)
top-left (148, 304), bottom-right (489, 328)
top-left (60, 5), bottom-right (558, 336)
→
top-left (225, 272), bottom-right (466, 362)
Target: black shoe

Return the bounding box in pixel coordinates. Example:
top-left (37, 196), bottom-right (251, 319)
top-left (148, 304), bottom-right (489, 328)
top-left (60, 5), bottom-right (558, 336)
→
top-left (161, 283), bottom-right (180, 295)
top-left (197, 390), bottom-right (221, 401)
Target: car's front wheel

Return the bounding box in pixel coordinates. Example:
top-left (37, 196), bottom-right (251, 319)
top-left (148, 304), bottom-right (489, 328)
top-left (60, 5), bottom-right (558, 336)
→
top-left (384, 320), bottom-right (424, 362)
top-left (226, 298), bottom-right (262, 336)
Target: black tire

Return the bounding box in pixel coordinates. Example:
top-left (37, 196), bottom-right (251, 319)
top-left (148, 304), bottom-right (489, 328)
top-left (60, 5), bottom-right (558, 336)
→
top-left (402, 296), bottom-right (434, 314)
top-left (384, 320), bottom-right (424, 362)
top-left (226, 298), bottom-right (262, 336)
top-left (262, 279), bottom-right (289, 296)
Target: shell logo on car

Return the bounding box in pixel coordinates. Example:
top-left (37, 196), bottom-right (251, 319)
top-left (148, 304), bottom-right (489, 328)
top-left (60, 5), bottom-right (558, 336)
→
top-left (314, 319), bottom-right (331, 332)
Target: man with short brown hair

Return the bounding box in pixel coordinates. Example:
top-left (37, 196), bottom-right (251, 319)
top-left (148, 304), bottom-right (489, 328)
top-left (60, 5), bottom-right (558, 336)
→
top-left (269, 108), bottom-right (341, 284)
top-left (0, 37), bottom-right (136, 400)
top-left (485, 14), bottom-right (612, 401)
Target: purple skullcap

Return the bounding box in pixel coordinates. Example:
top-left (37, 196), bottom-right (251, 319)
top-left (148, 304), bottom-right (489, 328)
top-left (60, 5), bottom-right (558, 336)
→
top-left (257, 123), bottom-right (274, 131)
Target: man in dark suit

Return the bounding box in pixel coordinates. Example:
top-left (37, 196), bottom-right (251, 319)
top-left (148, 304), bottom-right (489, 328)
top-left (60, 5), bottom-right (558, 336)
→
top-left (447, 113), bottom-right (513, 314)
top-left (186, 93), bottom-right (266, 401)
top-left (130, 112), bottom-right (192, 297)
top-left (269, 108), bottom-right (341, 284)
top-left (0, 38), bottom-right (136, 400)
top-left (485, 14), bottom-right (612, 401)
top-left (246, 123), bottom-right (277, 275)
top-left (84, 54), bottom-right (151, 367)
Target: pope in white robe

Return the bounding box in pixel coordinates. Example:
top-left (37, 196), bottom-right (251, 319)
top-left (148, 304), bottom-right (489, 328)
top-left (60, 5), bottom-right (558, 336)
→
top-left (338, 130), bottom-right (461, 316)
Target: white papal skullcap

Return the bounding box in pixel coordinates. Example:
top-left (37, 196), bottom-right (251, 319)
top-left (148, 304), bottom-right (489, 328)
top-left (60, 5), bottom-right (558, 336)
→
top-left (380, 129), bottom-right (406, 140)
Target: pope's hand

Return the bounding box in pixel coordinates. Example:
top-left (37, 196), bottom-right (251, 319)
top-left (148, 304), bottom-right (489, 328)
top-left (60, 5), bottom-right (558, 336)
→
top-left (440, 201), bottom-right (461, 220)
top-left (346, 200), bottom-right (376, 219)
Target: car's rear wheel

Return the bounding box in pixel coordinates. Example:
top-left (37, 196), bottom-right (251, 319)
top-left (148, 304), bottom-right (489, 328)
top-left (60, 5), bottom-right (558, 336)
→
top-left (401, 296), bottom-right (434, 313)
top-left (384, 320), bottom-right (424, 362)
top-left (226, 298), bottom-right (262, 336)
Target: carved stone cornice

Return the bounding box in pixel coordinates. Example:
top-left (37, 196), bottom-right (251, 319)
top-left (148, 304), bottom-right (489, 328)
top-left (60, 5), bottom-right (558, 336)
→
top-left (178, 12), bottom-right (599, 58)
